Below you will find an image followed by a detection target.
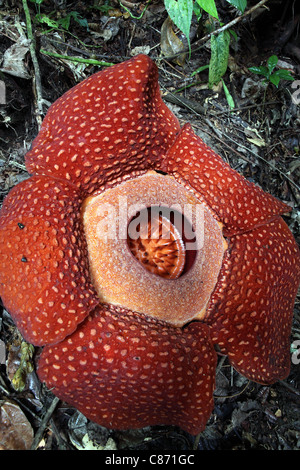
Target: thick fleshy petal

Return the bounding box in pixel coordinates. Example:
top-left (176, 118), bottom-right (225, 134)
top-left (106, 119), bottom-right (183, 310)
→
top-left (0, 176), bottom-right (98, 346)
top-left (205, 216), bottom-right (300, 384)
top-left (162, 123), bottom-right (290, 236)
top-left (38, 304), bottom-right (217, 435)
top-left (25, 55), bottom-right (180, 194)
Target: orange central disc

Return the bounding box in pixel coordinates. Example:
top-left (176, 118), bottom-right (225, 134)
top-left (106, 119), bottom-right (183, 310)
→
top-left (127, 210), bottom-right (186, 279)
top-left (82, 172), bottom-right (226, 327)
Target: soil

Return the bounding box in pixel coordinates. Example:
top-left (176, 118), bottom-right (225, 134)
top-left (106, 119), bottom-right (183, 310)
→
top-left (0, 0), bottom-right (299, 451)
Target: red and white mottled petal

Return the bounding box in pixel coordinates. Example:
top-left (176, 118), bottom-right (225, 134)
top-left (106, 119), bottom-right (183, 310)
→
top-left (38, 304), bottom-right (217, 435)
top-left (0, 176), bottom-right (98, 346)
top-left (205, 216), bottom-right (300, 384)
top-left (25, 55), bottom-right (180, 194)
top-left (162, 124), bottom-right (290, 236)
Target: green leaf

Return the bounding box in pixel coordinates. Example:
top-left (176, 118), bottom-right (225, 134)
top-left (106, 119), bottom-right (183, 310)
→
top-left (164, 0), bottom-right (194, 52)
top-left (222, 79), bottom-right (235, 110)
top-left (248, 65), bottom-right (268, 77)
top-left (269, 73), bottom-right (281, 88)
top-left (225, 0), bottom-right (247, 13)
top-left (69, 11), bottom-right (89, 30)
top-left (55, 11), bottom-right (89, 31)
top-left (191, 64), bottom-right (209, 76)
top-left (249, 56), bottom-right (294, 88)
top-left (273, 69), bottom-right (294, 81)
top-left (229, 29), bottom-right (238, 41)
top-left (193, 2), bottom-right (202, 19)
top-left (58, 14), bottom-right (71, 30)
top-left (196, 0), bottom-right (219, 19)
top-left (208, 30), bottom-right (230, 87)
top-left (267, 55), bottom-right (278, 74)
top-left (36, 13), bottom-right (59, 28)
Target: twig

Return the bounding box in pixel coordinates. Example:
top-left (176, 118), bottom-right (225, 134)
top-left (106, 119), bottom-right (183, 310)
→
top-left (213, 379), bottom-right (251, 399)
top-left (40, 49), bottom-right (114, 67)
top-left (164, 92), bottom-right (207, 115)
top-left (196, 0), bottom-right (269, 44)
top-left (22, 0), bottom-right (44, 129)
top-left (161, 0), bottom-right (270, 61)
top-left (278, 379), bottom-right (300, 396)
top-left (120, 0), bottom-right (151, 19)
top-left (30, 395), bottom-right (60, 450)
top-left (213, 101), bottom-right (281, 115)
top-left (193, 432), bottom-right (202, 450)
top-left (216, 129), bottom-right (300, 192)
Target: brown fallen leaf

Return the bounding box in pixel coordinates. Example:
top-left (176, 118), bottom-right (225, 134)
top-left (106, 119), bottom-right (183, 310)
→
top-left (0, 39), bottom-right (31, 79)
top-left (0, 400), bottom-right (34, 450)
top-left (160, 16), bottom-right (187, 66)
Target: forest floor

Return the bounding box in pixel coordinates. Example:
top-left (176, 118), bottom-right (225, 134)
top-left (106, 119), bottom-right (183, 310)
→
top-left (0, 0), bottom-right (299, 451)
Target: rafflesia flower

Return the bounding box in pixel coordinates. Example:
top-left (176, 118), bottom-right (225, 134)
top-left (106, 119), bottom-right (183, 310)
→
top-left (0, 55), bottom-right (299, 435)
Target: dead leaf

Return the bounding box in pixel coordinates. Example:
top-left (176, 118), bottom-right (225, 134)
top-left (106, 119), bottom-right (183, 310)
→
top-left (89, 17), bottom-right (120, 42)
top-left (0, 400), bottom-right (34, 450)
top-left (246, 137), bottom-right (266, 147)
top-left (160, 17), bottom-right (186, 66)
top-left (0, 39), bottom-right (31, 79)
top-left (130, 46), bottom-right (151, 56)
top-left (231, 400), bottom-right (261, 429)
top-left (245, 126), bottom-right (266, 147)
top-left (68, 411), bottom-right (117, 450)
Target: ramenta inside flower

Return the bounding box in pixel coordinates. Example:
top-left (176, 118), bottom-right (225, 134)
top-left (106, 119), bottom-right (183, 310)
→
top-left (82, 171), bottom-right (227, 327)
top-left (127, 206), bottom-right (187, 279)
